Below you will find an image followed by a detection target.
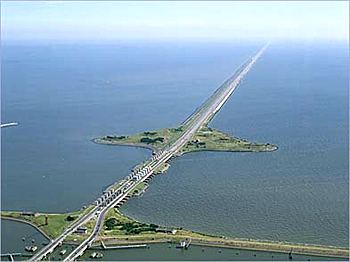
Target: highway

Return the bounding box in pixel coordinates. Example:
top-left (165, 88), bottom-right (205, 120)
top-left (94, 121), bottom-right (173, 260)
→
top-left (30, 43), bottom-right (269, 261)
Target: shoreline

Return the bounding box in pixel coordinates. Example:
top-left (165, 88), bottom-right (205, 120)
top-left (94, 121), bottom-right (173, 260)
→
top-left (92, 138), bottom-right (278, 155)
top-left (2, 136), bottom-right (343, 259)
top-left (92, 138), bottom-right (158, 153)
top-left (95, 235), bottom-right (349, 259)
top-left (191, 241), bottom-right (348, 259)
top-left (1, 216), bottom-right (52, 241)
top-left (175, 145), bottom-right (279, 157)
top-left (2, 214), bottom-right (348, 259)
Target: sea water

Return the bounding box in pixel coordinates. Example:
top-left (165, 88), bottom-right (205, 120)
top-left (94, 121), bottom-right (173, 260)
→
top-left (1, 40), bottom-right (348, 254)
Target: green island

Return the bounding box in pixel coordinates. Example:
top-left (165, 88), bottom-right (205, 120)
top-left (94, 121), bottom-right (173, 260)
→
top-left (92, 124), bottom-right (278, 154)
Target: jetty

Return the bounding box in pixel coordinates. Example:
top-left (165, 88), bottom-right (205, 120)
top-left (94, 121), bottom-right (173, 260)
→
top-left (0, 253), bottom-right (31, 262)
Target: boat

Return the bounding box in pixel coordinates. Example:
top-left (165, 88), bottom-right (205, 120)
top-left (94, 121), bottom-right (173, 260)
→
top-left (90, 252), bottom-right (103, 259)
top-left (25, 245), bottom-right (38, 252)
top-left (0, 122), bottom-right (18, 128)
top-left (176, 240), bottom-right (186, 249)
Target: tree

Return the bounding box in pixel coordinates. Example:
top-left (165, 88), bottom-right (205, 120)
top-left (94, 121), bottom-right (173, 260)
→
top-left (66, 215), bottom-right (76, 221)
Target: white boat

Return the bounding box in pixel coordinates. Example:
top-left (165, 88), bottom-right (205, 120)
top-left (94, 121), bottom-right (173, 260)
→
top-left (0, 122), bottom-right (18, 128)
top-left (25, 245), bottom-right (38, 252)
top-left (176, 240), bottom-right (186, 249)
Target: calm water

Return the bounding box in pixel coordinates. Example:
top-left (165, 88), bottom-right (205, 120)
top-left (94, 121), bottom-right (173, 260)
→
top-left (0, 219), bottom-right (48, 256)
top-left (1, 41), bottom-right (259, 212)
top-left (1, 40), bottom-right (348, 255)
top-left (120, 41), bottom-right (349, 247)
top-left (79, 243), bottom-right (346, 261)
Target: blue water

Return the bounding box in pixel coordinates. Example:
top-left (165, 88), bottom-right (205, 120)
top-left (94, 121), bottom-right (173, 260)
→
top-left (1, 219), bottom-right (48, 255)
top-left (1, 40), bottom-right (348, 251)
top-left (1, 41), bottom-right (260, 212)
top-left (120, 40), bottom-right (349, 247)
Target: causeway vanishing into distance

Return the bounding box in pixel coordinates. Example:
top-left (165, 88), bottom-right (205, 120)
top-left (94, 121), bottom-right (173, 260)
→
top-left (1, 1), bottom-right (348, 261)
top-left (2, 43), bottom-right (348, 261)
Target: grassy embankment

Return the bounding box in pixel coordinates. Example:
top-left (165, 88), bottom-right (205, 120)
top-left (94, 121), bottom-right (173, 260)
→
top-left (2, 199), bottom-right (349, 258)
top-left (1, 206), bottom-right (95, 241)
top-left (93, 125), bottom-right (277, 154)
top-left (93, 127), bottom-right (185, 152)
top-left (96, 208), bottom-right (348, 259)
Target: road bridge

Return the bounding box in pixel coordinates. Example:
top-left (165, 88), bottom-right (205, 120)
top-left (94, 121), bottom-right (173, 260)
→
top-left (30, 43), bottom-right (269, 261)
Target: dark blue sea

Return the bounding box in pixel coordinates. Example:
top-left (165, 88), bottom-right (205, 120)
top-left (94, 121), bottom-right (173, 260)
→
top-left (1, 40), bottom-right (348, 253)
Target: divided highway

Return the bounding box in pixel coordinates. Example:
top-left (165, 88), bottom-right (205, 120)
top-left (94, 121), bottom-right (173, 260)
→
top-left (30, 43), bottom-right (269, 261)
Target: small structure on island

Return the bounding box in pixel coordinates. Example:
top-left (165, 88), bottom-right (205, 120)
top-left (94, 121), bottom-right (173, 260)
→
top-left (155, 228), bottom-right (177, 234)
top-left (20, 212), bottom-right (37, 217)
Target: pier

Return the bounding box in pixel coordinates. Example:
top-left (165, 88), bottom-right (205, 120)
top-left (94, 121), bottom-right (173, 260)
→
top-left (99, 241), bottom-right (147, 250)
top-left (0, 253), bottom-right (31, 261)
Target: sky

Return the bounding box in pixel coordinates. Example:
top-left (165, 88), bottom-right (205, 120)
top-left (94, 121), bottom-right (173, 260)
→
top-left (1, 1), bottom-right (349, 42)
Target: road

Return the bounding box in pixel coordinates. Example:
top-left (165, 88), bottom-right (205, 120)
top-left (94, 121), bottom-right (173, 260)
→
top-left (30, 43), bottom-right (269, 261)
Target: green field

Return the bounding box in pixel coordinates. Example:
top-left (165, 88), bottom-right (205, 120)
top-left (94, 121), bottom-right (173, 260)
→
top-left (181, 126), bottom-right (277, 153)
top-left (100, 209), bottom-right (159, 236)
top-left (153, 162), bottom-right (170, 174)
top-left (93, 127), bottom-right (185, 152)
top-left (94, 125), bottom-right (277, 154)
top-left (1, 206), bottom-right (94, 239)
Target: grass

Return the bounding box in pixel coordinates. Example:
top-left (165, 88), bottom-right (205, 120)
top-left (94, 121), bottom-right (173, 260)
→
top-left (94, 127), bottom-right (185, 152)
top-left (129, 182), bottom-right (147, 196)
top-left (96, 210), bottom-right (349, 259)
top-left (181, 126), bottom-right (277, 153)
top-left (96, 124), bottom-right (277, 155)
top-left (100, 209), bottom-right (158, 236)
top-left (2, 205), bottom-right (348, 259)
top-left (66, 218), bottom-right (97, 242)
top-left (1, 205), bottom-right (94, 239)
top-left (153, 162), bottom-right (170, 174)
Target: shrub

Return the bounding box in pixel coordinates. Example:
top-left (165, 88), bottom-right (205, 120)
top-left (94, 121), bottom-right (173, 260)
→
top-left (140, 137), bottom-right (164, 144)
top-left (144, 132), bottom-right (157, 135)
top-left (66, 215), bottom-right (76, 221)
top-left (105, 218), bottom-right (118, 230)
